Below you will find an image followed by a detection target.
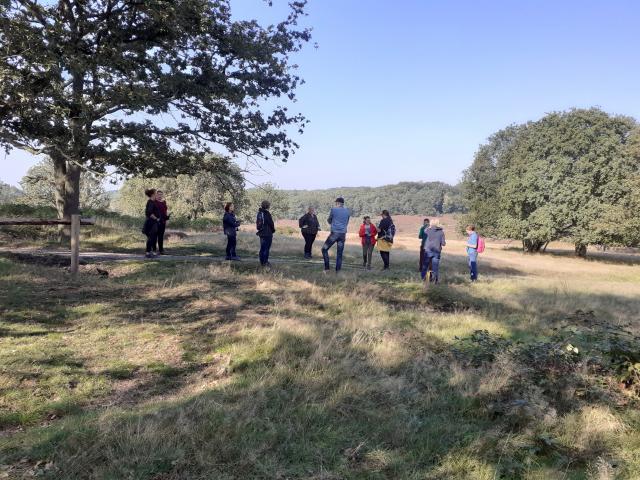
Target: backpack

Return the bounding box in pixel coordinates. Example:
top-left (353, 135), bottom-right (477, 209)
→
top-left (477, 236), bottom-right (486, 253)
top-left (384, 223), bottom-right (396, 243)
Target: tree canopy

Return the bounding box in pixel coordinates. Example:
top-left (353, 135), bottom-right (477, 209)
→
top-left (462, 108), bottom-right (640, 255)
top-left (0, 0), bottom-right (310, 226)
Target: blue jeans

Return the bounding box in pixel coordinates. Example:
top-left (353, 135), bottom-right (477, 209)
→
top-left (259, 236), bottom-right (272, 265)
top-left (421, 252), bottom-right (441, 282)
top-left (467, 251), bottom-right (478, 281)
top-left (322, 232), bottom-right (346, 271)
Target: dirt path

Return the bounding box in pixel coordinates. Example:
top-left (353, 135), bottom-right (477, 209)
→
top-left (0, 246), bottom-right (371, 270)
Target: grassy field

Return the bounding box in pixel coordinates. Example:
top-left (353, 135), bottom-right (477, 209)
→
top-left (1, 226), bottom-right (639, 479)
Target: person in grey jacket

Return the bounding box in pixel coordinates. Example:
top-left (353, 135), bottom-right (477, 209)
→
top-left (421, 218), bottom-right (446, 283)
top-left (321, 197), bottom-right (350, 272)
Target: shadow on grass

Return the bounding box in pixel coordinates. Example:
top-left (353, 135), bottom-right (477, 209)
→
top-left (0, 255), bottom-right (637, 478)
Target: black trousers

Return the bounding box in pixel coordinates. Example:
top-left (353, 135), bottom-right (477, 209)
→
top-left (226, 235), bottom-right (237, 258)
top-left (302, 232), bottom-right (317, 256)
top-left (146, 231), bottom-right (158, 253)
top-left (155, 222), bottom-right (166, 252)
top-left (380, 251), bottom-right (390, 269)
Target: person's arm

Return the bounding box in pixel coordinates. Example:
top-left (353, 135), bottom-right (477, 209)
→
top-left (441, 232), bottom-right (446, 247)
top-left (327, 209), bottom-right (333, 226)
top-left (466, 234), bottom-right (478, 249)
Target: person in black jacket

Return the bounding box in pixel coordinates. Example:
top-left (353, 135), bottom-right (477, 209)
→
top-left (223, 202), bottom-right (241, 261)
top-left (298, 206), bottom-right (320, 259)
top-left (143, 189), bottom-right (161, 258)
top-left (256, 200), bottom-right (275, 267)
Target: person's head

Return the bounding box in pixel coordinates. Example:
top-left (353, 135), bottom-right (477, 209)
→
top-left (381, 209), bottom-right (390, 218)
top-left (430, 218), bottom-right (440, 228)
top-left (156, 190), bottom-right (164, 202)
top-left (224, 202), bottom-right (234, 213)
top-left (308, 206), bottom-right (315, 215)
top-left (145, 188), bottom-right (156, 200)
top-left (363, 215), bottom-right (371, 225)
top-left (466, 224), bottom-right (476, 234)
top-left (261, 200), bottom-right (270, 210)
top-left (335, 197), bottom-right (344, 207)
top-left (423, 218), bottom-right (430, 226)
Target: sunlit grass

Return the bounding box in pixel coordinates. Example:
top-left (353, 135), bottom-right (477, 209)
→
top-left (1, 231), bottom-right (639, 479)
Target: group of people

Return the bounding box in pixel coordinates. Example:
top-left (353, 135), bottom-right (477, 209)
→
top-left (142, 190), bottom-right (481, 282)
top-left (142, 188), bottom-right (169, 258)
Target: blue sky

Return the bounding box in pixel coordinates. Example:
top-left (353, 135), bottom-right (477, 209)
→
top-left (3, 0), bottom-right (640, 189)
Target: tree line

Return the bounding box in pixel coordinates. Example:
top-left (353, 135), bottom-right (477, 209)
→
top-left (278, 182), bottom-right (466, 220)
top-left (461, 108), bottom-right (640, 256)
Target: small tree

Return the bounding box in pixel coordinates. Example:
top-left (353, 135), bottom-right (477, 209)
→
top-left (241, 182), bottom-right (290, 223)
top-left (1, 0), bottom-right (310, 232)
top-left (0, 181), bottom-right (22, 204)
top-left (20, 158), bottom-right (109, 210)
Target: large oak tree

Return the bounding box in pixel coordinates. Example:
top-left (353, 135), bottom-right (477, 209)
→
top-left (0, 0), bottom-right (310, 229)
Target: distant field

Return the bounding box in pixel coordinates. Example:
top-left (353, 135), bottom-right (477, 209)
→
top-left (1, 223), bottom-right (640, 479)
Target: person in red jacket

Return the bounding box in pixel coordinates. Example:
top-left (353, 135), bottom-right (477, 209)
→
top-left (358, 216), bottom-right (378, 270)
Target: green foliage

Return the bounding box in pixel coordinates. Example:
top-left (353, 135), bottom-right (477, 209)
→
top-left (19, 158), bottom-right (109, 211)
top-left (0, 0), bottom-right (310, 217)
top-left (113, 163), bottom-right (245, 221)
top-left (462, 108), bottom-right (640, 253)
top-left (241, 182), bottom-right (291, 222)
top-left (0, 181), bottom-right (22, 204)
top-left (281, 181), bottom-right (464, 220)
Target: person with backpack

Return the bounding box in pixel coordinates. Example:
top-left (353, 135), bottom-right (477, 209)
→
top-left (223, 202), bottom-right (241, 261)
top-left (321, 197), bottom-right (350, 273)
top-left (298, 206), bottom-right (320, 259)
top-left (377, 210), bottom-right (395, 270)
top-left (421, 218), bottom-right (446, 283)
top-left (358, 216), bottom-right (378, 270)
top-left (256, 200), bottom-right (276, 267)
top-left (418, 218), bottom-right (430, 272)
top-left (465, 224), bottom-right (480, 281)
top-left (142, 189), bottom-right (161, 259)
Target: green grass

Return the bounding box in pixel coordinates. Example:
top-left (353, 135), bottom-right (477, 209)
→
top-left (0, 231), bottom-right (639, 479)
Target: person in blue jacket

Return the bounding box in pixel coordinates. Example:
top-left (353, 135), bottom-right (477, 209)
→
top-left (321, 197), bottom-right (350, 273)
top-left (466, 224), bottom-right (479, 281)
top-left (223, 202), bottom-right (241, 261)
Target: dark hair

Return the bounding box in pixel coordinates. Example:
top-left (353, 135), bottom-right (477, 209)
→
top-left (224, 202), bottom-right (233, 212)
top-left (261, 200), bottom-right (270, 210)
top-left (466, 224), bottom-right (476, 231)
top-left (424, 218), bottom-right (430, 223)
top-left (145, 188), bottom-right (156, 197)
top-left (335, 197), bottom-right (345, 204)
top-left (363, 215), bottom-right (370, 221)
top-left (381, 209), bottom-right (390, 217)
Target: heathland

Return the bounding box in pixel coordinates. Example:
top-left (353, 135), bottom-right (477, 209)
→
top-left (0, 214), bottom-right (639, 479)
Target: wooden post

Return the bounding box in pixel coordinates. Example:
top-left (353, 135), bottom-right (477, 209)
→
top-left (70, 214), bottom-right (80, 275)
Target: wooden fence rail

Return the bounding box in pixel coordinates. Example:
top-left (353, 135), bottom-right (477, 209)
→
top-left (0, 214), bottom-right (96, 275)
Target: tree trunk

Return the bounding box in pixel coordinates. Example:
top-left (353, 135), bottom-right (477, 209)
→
top-left (523, 239), bottom-right (546, 252)
top-left (52, 155), bottom-right (81, 242)
top-left (574, 242), bottom-right (587, 258)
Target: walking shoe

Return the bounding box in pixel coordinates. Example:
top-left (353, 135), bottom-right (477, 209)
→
top-left (145, 252), bottom-right (155, 258)
top-left (231, 256), bottom-right (242, 261)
